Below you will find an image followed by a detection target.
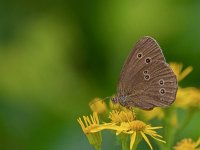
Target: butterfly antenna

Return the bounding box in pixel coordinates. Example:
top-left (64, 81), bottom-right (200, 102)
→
top-left (89, 96), bottom-right (111, 106)
top-left (103, 96), bottom-right (111, 101)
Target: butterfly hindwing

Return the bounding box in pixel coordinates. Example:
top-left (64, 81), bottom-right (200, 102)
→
top-left (119, 60), bottom-right (178, 110)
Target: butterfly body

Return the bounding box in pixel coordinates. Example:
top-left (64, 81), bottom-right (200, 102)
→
top-left (112, 36), bottom-right (178, 110)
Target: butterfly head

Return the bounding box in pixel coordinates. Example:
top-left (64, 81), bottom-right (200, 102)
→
top-left (111, 96), bottom-right (119, 104)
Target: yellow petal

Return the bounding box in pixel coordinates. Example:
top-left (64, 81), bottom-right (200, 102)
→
top-left (147, 126), bottom-right (163, 130)
top-left (94, 112), bottom-right (99, 124)
top-left (194, 138), bottom-right (200, 147)
top-left (125, 131), bottom-right (134, 134)
top-left (116, 130), bottom-right (123, 135)
top-left (130, 132), bottom-right (136, 150)
top-left (148, 134), bottom-right (166, 143)
top-left (179, 66), bottom-right (193, 81)
top-left (90, 124), bottom-right (121, 133)
top-left (77, 118), bottom-right (85, 129)
top-left (90, 114), bottom-right (95, 124)
top-left (140, 131), bottom-right (153, 150)
top-left (144, 130), bottom-right (163, 138)
top-left (86, 116), bottom-right (92, 125)
top-left (83, 116), bottom-right (89, 126)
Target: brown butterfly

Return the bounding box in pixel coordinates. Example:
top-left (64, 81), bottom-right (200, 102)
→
top-left (111, 36), bottom-right (178, 110)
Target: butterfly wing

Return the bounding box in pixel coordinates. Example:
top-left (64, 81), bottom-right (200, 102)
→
top-left (122, 61), bottom-right (178, 110)
top-left (117, 36), bottom-right (178, 110)
top-left (118, 36), bottom-right (166, 92)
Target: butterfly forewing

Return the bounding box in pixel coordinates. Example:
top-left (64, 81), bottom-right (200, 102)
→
top-left (118, 36), bottom-right (165, 92)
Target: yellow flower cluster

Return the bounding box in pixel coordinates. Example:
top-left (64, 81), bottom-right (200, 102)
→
top-left (175, 87), bottom-right (200, 109)
top-left (78, 109), bottom-right (165, 150)
top-left (170, 63), bottom-right (200, 109)
top-left (174, 138), bottom-right (200, 150)
top-left (170, 62), bottom-right (193, 82)
top-left (77, 62), bottom-right (199, 150)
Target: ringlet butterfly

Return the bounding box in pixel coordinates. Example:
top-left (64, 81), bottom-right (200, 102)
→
top-left (111, 36), bottom-right (178, 110)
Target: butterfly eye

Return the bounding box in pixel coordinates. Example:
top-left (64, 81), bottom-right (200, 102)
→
top-left (159, 88), bottom-right (166, 95)
top-left (159, 79), bottom-right (164, 86)
top-left (144, 74), bottom-right (150, 80)
top-left (143, 70), bottom-right (148, 74)
top-left (111, 97), bottom-right (118, 103)
top-left (145, 57), bottom-right (151, 64)
top-left (137, 53), bottom-right (143, 59)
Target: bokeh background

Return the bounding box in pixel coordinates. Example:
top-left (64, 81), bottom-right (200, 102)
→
top-left (0, 0), bottom-right (200, 150)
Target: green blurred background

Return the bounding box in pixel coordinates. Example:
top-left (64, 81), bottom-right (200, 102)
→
top-left (0, 0), bottom-right (200, 150)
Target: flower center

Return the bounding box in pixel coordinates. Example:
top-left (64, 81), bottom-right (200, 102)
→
top-left (109, 110), bottom-right (136, 124)
top-left (130, 120), bottom-right (146, 131)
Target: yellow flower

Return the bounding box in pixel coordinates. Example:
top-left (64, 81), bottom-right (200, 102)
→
top-left (109, 110), bottom-right (136, 124)
top-left (175, 87), bottom-right (200, 109)
top-left (77, 112), bottom-right (102, 149)
top-left (109, 99), bottom-right (123, 110)
top-left (89, 98), bottom-right (107, 114)
top-left (116, 120), bottom-right (166, 150)
top-left (173, 138), bottom-right (200, 150)
top-left (77, 112), bottom-right (119, 149)
top-left (170, 62), bottom-right (193, 82)
top-left (170, 62), bottom-right (200, 109)
top-left (77, 112), bottom-right (100, 134)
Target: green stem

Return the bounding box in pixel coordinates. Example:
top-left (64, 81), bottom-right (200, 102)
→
top-left (175, 108), bottom-right (196, 138)
top-left (95, 146), bottom-right (101, 150)
top-left (162, 108), bottom-right (175, 150)
top-left (161, 107), bottom-right (196, 150)
top-left (94, 145), bottom-right (101, 150)
top-left (122, 138), bottom-right (129, 150)
top-left (132, 144), bottom-right (137, 150)
top-left (87, 132), bottom-right (102, 150)
top-left (131, 134), bottom-right (142, 150)
top-left (120, 134), bottom-right (129, 150)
